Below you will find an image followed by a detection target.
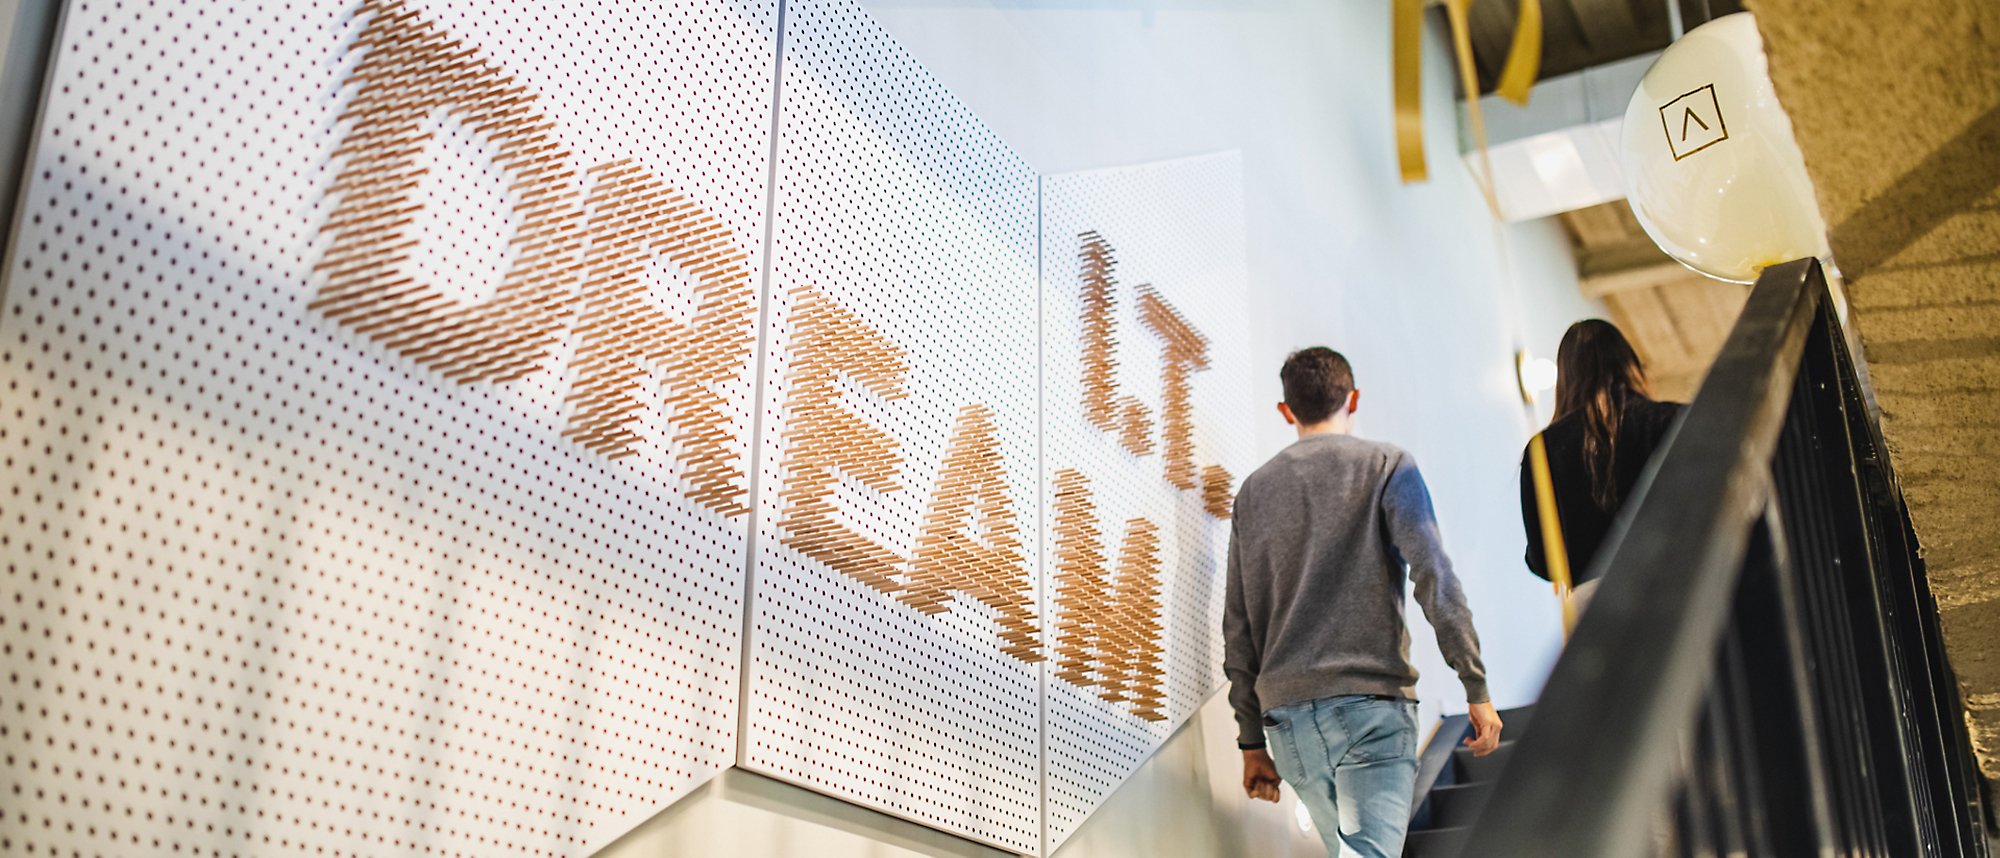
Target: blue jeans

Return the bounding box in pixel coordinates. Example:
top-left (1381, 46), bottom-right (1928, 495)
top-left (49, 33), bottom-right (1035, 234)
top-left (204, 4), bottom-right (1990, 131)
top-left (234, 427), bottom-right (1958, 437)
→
top-left (1264, 694), bottom-right (1420, 858)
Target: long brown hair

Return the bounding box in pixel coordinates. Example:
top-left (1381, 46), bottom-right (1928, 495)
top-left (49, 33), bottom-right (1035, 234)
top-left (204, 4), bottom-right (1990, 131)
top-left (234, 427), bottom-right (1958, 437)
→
top-left (1553, 320), bottom-right (1651, 510)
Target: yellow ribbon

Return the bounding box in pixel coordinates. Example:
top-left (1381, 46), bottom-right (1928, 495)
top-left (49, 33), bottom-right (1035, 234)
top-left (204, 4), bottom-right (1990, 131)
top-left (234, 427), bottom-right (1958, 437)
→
top-left (1394, 0), bottom-right (1543, 219)
top-left (1528, 432), bottom-right (1578, 637)
top-left (1393, 0), bottom-right (1428, 183)
top-left (1494, 0), bottom-right (1543, 105)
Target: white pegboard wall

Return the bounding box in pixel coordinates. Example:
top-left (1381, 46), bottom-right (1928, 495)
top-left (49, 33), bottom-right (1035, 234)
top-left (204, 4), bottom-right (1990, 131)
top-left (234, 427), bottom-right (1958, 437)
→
top-left (1, 0), bottom-right (1258, 853)
top-left (0, 0), bottom-right (778, 855)
top-left (738, 0), bottom-right (1045, 853)
top-left (1040, 152), bottom-right (1256, 851)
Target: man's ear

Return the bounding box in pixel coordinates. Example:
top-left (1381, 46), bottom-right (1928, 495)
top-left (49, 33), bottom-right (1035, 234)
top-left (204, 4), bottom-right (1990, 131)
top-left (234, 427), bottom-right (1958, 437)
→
top-left (1347, 389), bottom-right (1361, 415)
top-left (1277, 401), bottom-right (1298, 426)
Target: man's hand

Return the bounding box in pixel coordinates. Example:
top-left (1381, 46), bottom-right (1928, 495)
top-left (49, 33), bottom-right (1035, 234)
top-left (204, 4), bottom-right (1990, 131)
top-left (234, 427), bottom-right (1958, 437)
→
top-left (1464, 702), bottom-right (1504, 757)
top-left (1242, 748), bottom-right (1282, 802)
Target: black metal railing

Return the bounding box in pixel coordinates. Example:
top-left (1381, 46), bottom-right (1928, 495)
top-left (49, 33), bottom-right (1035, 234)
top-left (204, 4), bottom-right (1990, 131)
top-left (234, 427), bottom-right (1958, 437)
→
top-left (1464, 259), bottom-right (1991, 857)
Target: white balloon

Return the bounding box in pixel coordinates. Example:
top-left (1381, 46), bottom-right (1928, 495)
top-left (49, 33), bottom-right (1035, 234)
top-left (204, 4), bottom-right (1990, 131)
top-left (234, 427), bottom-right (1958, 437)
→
top-left (1621, 13), bottom-right (1829, 283)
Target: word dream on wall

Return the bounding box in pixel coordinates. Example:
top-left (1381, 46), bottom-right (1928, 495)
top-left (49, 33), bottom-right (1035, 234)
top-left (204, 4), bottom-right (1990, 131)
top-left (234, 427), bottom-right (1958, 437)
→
top-left (319, 0), bottom-right (1234, 710)
top-left (0, 0), bottom-right (1249, 855)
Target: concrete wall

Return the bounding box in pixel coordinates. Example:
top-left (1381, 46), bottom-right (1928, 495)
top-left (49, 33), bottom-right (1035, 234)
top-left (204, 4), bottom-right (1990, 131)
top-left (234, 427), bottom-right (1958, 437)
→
top-left (599, 1), bottom-right (1601, 855)
top-left (1745, 0), bottom-right (2000, 779)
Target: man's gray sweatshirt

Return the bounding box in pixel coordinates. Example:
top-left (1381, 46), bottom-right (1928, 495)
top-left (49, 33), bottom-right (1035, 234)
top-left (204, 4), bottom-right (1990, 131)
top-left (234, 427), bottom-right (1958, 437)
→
top-left (1224, 433), bottom-right (1489, 749)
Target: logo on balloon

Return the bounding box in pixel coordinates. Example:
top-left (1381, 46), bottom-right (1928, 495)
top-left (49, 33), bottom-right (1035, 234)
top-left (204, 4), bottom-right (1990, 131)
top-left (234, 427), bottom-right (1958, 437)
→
top-left (1660, 84), bottom-right (1729, 161)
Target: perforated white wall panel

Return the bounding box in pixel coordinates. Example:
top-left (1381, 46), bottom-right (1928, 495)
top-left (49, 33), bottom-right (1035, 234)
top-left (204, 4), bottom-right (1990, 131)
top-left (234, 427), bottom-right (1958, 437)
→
top-left (1040, 153), bottom-right (1256, 851)
top-left (737, 1), bottom-right (1045, 853)
top-left (0, 0), bottom-right (777, 854)
top-left (4, 1), bottom-right (1254, 852)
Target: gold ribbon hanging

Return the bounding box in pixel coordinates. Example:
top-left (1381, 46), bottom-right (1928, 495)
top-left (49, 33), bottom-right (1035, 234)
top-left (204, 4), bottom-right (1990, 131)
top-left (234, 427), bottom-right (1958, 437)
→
top-left (1444, 0), bottom-right (1503, 217)
top-left (1493, 0), bottom-right (1543, 104)
top-left (1393, 0), bottom-right (1543, 218)
top-left (1393, 0), bottom-right (1429, 182)
top-left (1528, 432), bottom-right (1578, 637)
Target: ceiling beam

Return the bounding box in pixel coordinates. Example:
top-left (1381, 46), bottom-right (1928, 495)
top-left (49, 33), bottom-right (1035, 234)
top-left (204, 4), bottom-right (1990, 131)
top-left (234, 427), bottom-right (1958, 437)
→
top-left (1577, 238), bottom-right (1693, 296)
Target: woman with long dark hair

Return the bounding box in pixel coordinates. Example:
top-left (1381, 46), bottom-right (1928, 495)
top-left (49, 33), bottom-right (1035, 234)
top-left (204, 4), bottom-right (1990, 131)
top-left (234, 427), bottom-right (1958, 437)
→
top-left (1519, 320), bottom-right (1683, 611)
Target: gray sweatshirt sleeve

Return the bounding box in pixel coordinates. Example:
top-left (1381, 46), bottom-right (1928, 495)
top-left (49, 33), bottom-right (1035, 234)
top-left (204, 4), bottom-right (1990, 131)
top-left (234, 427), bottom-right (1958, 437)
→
top-left (1222, 520), bottom-right (1265, 749)
top-left (1383, 455), bottom-right (1491, 705)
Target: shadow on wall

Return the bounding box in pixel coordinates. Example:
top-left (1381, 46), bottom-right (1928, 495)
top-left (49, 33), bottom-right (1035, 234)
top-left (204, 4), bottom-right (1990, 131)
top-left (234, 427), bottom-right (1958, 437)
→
top-left (0, 149), bottom-right (706, 853)
top-left (774, 0), bottom-right (1038, 264)
top-left (594, 768), bottom-right (1017, 858)
top-left (1828, 103), bottom-right (2000, 280)
top-left (591, 692), bottom-right (1323, 858)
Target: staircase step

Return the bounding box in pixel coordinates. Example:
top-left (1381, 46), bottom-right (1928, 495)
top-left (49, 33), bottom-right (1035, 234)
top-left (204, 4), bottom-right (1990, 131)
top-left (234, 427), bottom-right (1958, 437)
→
top-left (1451, 739), bottom-right (1514, 783)
top-left (1405, 708), bottom-right (1535, 855)
top-left (1404, 825), bottom-right (1469, 858)
top-left (1497, 705), bottom-right (1534, 741)
top-left (1421, 781), bottom-right (1491, 830)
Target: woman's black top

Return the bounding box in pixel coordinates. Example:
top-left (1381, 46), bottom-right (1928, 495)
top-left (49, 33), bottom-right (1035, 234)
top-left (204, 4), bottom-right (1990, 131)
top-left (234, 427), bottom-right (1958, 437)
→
top-left (1518, 397), bottom-right (1684, 584)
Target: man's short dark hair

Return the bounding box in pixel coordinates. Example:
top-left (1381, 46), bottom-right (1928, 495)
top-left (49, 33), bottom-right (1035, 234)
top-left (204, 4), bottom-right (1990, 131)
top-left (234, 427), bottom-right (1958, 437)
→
top-left (1279, 347), bottom-right (1354, 425)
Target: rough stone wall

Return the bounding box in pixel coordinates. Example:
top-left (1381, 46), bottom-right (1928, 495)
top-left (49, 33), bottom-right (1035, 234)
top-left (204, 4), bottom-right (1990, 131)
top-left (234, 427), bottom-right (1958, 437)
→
top-left (1745, 0), bottom-right (2000, 778)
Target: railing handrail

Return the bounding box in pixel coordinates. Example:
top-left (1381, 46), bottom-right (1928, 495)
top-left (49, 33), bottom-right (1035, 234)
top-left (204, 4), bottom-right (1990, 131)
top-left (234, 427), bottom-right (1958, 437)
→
top-left (1465, 258), bottom-right (1828, 857)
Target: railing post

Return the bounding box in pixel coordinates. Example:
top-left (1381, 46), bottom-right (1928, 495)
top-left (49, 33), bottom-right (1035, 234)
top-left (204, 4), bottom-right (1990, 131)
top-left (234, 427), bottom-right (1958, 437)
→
top-left (1744, 496), bottom-right (1840, 856)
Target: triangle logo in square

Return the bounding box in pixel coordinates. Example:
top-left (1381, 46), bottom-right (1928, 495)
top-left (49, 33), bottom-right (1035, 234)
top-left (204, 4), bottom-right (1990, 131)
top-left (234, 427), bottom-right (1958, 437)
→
top-left (1660, 84), bottom-right (1729, 161)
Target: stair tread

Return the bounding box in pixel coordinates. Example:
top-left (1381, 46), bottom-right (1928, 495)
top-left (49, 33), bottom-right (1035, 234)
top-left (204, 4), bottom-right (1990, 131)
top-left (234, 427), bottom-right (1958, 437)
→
top-left (1406, 705), bottom-right (1535, 855)
top-left (1421, 780), bottom-right (1492, 829)
top-left (1449, 739), bottom-right (1514, 784)
top-left (1404, 825), bottom-right (1470, 858)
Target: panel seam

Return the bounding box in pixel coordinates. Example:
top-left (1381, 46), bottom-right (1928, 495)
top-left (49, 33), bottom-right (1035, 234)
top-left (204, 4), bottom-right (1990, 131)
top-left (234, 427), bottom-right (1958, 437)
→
top-left (1035, 172), bottom-right (1050, 858)
top-left (0, 0), bottom-right (74, 311)
top-left (733, 0), bottom-right (790, 770)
